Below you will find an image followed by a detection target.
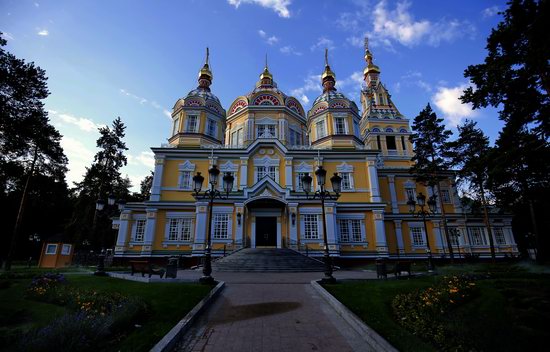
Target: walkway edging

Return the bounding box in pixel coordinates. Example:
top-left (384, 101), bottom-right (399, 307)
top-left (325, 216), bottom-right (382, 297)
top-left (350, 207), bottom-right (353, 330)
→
top-left (150, 281), bottom-right (225, 352)
top-left (310, 280), bottom-right (398, 352)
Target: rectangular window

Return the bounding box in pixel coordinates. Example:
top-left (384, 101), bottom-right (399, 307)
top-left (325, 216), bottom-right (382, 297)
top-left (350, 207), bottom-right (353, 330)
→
top-left (338, 219), bottom-right (363, 243)
top-left (316, 120), bottom-right (326, 139)
top-left (207, 119), bottom-right (216, 137)
top-left (411, 227), bottom-right (425, 246)
top-left (335, 117), bottom-right (346, 134)
top-left (440, 189), bottom-right (451, 203)
top-left (218, 172), bottom-right (236, 191)
top-left (231, 131), bottom-right (238, 146)
top-left (401, 136), bottom-right (406, 151)
top-left (172, 117), bottom-right (180, 136)
top-left (61, 244), bottom-right (72, 255)
top-left (213, 214), bottom-right (230, 239)
top-left (494, 228), bottom-right (506, 245)
top-left (186, 115), bottom-right (197, 132)
top-left (135, 219), bottom-right (146, 242)
top-left (45, 244), bottom-right (57, 255)
top-left (296, 172), bottom-right (307, 191)
top-left (257, 124), bottom-right (276, 138)
top-left (386, 136), bottom-right (397, 150)
top-left (237, 129), bottom-right (243, 146)
top-left (256, 166), bottom-right (276, 182)
top-left (168, 218), bottom-right (193, 241)
top-left (304, 214), bottom-right (319, 239)
top-left (405, 188), bottom-right (416, 202)
top-left (376, 135), bottom-right (381, 149)
top-left (289, 129), bottom-right (296, 145)
top-left (180, 171), bottom-right (192, 189)
top-left (468, 227), bottom-right (487, 246)
top-left (341, 173), bottom-right (353, 191)
top-left (449, 228), bottom-right (460, 246)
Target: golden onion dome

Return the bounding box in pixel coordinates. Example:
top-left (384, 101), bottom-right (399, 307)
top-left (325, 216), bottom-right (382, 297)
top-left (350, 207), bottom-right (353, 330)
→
top-left (260, 66), bottom-right (273, 80)
top-left (198, 47), bottom-right (213, 81)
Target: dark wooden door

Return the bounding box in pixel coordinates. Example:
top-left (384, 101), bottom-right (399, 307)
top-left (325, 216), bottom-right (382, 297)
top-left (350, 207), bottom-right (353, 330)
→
top-left (256, 217), bottom-right (277, 246)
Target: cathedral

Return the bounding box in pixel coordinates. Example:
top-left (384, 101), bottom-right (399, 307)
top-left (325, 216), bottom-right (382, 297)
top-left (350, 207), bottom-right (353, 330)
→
top-left (113, 40), bottom-right (518, 262)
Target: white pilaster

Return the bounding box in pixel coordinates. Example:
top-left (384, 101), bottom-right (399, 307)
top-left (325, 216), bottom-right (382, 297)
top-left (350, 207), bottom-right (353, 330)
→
top-left (240, 157), bottom-right (248, 189)
top-left (367, 157), bottom-right (382, 202)
top-left (115, 210), bottom-right (132, 254)
top-left (432, 220), bottom-right (444, 253)
top-left (150, 157), bottom-right (165, 201)
top-left (387, 175), bottom-right (399, 213)
top-left (193, 202), bottom-right (208, 254)
top-left (373, 210), bottom-right (387, 253)
top-left (394, 220), bottom-right (404, 254)
top-left (141, 209), bottom-right (157, 255)
top-left (284, 157), bottom-right (293, 190)
top-left (235, 203), bottom-right (244, 247)
top-left (288, 203), bottom-right (298, 248)
top-left (325, 203), bottom-right (338, 252)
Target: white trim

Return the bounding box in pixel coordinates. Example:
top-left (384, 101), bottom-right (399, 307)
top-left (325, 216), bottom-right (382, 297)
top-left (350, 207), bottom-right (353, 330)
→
top-left (61, 244), bottom-right (72, 255)
top-left (253, 155), bottom-right (280, 166)
top-left (45, 244), bottom-right (58, 255)
top-left (336, 162), bottom-right (354, 173)
top-left (219, 160), bottom-right (239, 172)
top-left (294, 161), bottom-right (313, 173)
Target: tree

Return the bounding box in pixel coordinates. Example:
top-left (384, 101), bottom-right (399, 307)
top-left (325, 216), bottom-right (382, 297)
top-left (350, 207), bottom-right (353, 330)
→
top-left (447, 120), bottom-right (497, 261)
top-left (69, 117), bottom-right (130, 250)
top-left (1, 33), bottom-right (68, 270)
top-left (461, 0), bottom-right (550, 261)
top-left (139, 171), bottom-right (154, 201)
top-left (409, 103), bottom-right (455, 260)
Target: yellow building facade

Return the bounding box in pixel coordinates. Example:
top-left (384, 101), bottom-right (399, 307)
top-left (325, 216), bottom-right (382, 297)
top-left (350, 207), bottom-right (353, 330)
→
top-left (114, 43), bottom-right (518, 262)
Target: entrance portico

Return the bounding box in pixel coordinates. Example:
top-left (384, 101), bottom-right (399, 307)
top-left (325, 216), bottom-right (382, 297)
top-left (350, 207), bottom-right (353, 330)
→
top-left (245, 196), bottom-right (287, 249)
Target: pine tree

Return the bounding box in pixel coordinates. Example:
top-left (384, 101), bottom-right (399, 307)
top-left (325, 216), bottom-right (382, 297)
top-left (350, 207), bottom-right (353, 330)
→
top-left (1, 33), bottom-right (68, 270)
top-left (447, 120), bottom-right (497, 261)
top-left (69, 117), bottom-right (130, 250)
top-left (409, 103), bottom-right (454, 260)
top-left (139, 171), bottom-right (154, 201)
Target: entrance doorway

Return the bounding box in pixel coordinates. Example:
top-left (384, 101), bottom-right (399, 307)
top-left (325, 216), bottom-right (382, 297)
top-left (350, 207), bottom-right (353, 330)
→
top-left (255, 217), bottom-right (277, 247)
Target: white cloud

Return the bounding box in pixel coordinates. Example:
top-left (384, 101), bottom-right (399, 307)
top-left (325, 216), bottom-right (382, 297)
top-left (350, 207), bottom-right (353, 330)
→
top-left (127, 151), bottom-right (155, 168)
top-left (3, 32), bottom-right (14, 41)
top-left (258, 29), bottom-right (267, 37)
top-left (60, 136), bottom-right (96, 186)
top-left (346, 36), bottom-right (364, 48)
top-left (257, 29), bottom-right (279, 45)
top-left (482, 6), bottom-right (501, 18)
top-left (120, 88), bottom-right (172, 120)
top-left (228, 0), bottom-right (292, 18)
top-left (372, 0), bottom-right (430, 47)
top-left (432, 84), bottom-right (477, 127)
top-left (266, 35), bottom-right (279, 45)
top-left (49, 110), bottom-right (104, 132)
top-left (280, 45), bottom-right (302, 56)
top-left (310, 37), bottom-right (335, 51)
top-left (290, 74), bottom-right (322, 106)
top-left (34, 2), bottom-right (39, 7)
top-left (37, 29), bottom-right (48, 36)
top-left (337, 71), bottom-right (364, 90)
top-left (400, 71), bottom-right (432, 92)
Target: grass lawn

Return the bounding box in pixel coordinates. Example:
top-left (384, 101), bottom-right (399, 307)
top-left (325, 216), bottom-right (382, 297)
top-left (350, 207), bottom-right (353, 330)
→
top-left (0, 275), bottom-right (213, 352)
top-left (325, 263), bottom-right (550, 352)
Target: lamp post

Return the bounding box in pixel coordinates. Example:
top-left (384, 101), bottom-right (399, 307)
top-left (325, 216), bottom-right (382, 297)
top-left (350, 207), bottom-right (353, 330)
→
top-left (193, 165), bottom-right (234, 284)
top-left (407, 192), bottom-right (437, 272)
top-left (301, 166), bottom-right (342, 284)
top-left (93, 194), bottom-right (125, 276)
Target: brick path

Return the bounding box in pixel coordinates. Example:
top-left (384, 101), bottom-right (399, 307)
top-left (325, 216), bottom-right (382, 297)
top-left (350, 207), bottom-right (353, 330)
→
top-left (177, 271), bottom-right (378, 352)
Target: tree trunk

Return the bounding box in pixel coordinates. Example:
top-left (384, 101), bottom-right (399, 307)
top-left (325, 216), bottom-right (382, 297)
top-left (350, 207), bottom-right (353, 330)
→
top-left (436, 180), bottom-right (454, 262)
top-left (528, 199), bottom-right (542, 264)
top-left (479, 182), bottom-right (496, 263)
top-left (4, 145), bottom-right (39, 271)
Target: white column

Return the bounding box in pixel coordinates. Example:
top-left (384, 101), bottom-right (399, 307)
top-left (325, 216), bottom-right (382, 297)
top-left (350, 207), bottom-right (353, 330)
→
top-left (235, 203), bottom-right (244, 247)
top-left (192, 202), bottom-right (208, 255)
top-left (285, 157), bottom-right (293, 190)
top-left (373, 210), bottom-right (388, 253)
top-left (394, 220), bottom-right (404, 254)
top-left (115, 210), bottom-right (131, 254)
top-left (432, 220), bottom-right (444, 254)
top-left (279, 119), bottom-right (287, 142)
top-left (150, 157), bottom-right (165, 201)
top-left (246, 118), bottom-right (254, 141)
top-left (325, 202), bottom-right (338, 253)
top-left (277, 218), bottom-right (282, 248)
top-left (288, 203), bottom-right (298, 248)
top-left (367, 157), bottom-right (382, 202)
top-left (240, 157), bottom-right (248, 189)
top-left (251, 216), bottom-right (256, 248)
top-left (141, 209), bottom-right (157, 255)
top-left (387, 175), bottom-right (399, 213)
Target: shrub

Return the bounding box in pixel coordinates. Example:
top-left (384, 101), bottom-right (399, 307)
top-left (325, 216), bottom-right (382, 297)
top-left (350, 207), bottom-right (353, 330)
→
top-left (18, 312), bottom-right (111, 352)
top-left (392, 276), bottom-right (478, 351)
top-left (26, 273), bottom-right (66, 297)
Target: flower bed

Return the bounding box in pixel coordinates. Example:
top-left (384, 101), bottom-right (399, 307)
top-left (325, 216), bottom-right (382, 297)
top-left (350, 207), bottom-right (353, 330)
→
top-left (391, 275), bottom-right (477, 351)
top-left (21, 273), bottom-right (148, 351)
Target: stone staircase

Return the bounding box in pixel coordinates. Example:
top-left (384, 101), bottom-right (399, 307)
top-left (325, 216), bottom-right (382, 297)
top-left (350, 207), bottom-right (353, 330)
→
top-left (212, 248), bottom-right (326, 272)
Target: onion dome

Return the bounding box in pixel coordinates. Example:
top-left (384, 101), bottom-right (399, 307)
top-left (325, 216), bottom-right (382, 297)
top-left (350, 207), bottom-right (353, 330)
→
top-left (363, 38), bottom-right (380, 76)
top-left (185, 47), bottom-right (221, 105)
top-left (248, 55), bottom-right (288, 98)
top-left (321, 48), bottom-right (336, 92)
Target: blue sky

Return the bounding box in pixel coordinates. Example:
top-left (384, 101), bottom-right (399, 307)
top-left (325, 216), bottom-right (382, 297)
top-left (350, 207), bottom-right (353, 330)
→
top-left (1, 0), bottom-right (507, 191)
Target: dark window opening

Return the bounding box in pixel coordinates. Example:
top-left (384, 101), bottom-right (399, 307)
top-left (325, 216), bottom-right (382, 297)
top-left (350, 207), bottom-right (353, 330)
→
top-left (386, 136), bottom-right (397, 150)
top-left (401, 136), bottom-right (406, 151)
top-left (376, 135), bottom-right (381, 149)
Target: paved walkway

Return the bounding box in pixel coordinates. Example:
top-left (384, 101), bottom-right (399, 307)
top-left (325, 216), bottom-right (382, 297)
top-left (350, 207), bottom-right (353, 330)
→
top-left (176, 270), bottom-right (378, 352)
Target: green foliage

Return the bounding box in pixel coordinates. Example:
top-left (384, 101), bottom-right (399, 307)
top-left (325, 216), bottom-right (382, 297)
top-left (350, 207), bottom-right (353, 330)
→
top-left (392, 276), bottom-right (478, 351)
top-left (409, 103), bottom-right (452, 187)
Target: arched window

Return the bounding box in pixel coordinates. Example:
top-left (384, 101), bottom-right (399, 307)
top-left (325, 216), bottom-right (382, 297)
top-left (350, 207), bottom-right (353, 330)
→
top-left (371, 128), bottom-right (380, 132)
top-left (385, 128), bottom-right (394, 133)
top-left (399, 128), bottom-right (408, 133)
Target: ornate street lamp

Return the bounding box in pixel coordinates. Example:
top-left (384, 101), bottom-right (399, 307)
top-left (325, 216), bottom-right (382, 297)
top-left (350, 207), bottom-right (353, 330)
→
top-left (302, 166), bottom-right (342, 284)
top-left (407, 192), bottom-right (438, 272)
top-left (193, 165), bottom-right (234, 284)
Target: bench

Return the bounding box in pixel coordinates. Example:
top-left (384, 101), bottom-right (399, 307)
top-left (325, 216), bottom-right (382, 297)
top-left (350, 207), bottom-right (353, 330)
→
top-left (129, 260), bottom-right (166, 278)
top-left (377, 261), bottom-right (412, 279)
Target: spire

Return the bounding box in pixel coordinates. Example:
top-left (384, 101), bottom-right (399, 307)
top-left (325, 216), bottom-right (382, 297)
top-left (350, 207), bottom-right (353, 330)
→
top-left (197, 47), bottom-right (213, 91)
top-left (321, 48), bottom-right (336, 92)
top-left (363, 37), bottom-right (380, 77)
top-left (259, 53), bottom-right (273, 81)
